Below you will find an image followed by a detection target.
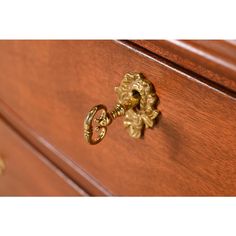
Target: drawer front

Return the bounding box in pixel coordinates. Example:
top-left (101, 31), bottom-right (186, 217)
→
top-left (0, 40), bottom-right (235, 195)
top-left (0, 118), bottom-right (86, 196)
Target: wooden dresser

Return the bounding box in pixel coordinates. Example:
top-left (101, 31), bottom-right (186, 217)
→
top-left (0, 40), bottom-right (235, 196)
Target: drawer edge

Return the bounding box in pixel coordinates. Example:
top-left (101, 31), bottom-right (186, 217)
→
top-left (0, 98), bottom-right (112, 196)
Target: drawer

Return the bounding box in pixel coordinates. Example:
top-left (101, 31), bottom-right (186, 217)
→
top-left (0, 40), bottom-right (235, 195)
top-left (0, 117), bottom-right (87, 196)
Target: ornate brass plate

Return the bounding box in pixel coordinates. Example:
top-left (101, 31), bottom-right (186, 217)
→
top-left (84, 72), bottom-right (159, 145)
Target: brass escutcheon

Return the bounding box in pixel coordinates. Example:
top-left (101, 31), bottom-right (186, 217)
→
top-left (84, 72), bottom-right (160, 145)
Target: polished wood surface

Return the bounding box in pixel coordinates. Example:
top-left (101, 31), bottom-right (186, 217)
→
top-left (0, 40), bottom-right (235, 195)
top-left (0, 100), bottom-right (110, 196)
top-left (0, 117), bottom-right (87, 196)
top-left (132, 40), bottom-right (236, 93)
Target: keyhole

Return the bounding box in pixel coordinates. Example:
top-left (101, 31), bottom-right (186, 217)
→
top-left (132, 90), bottom-right (141, 111)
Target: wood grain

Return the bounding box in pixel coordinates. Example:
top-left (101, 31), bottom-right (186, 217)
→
top-left (0, 40), bottom-right (235, 195)
top-left (0, 117), bottom-right (87, 196)
top-left (0, 99), bottom-right (111, 196)
top-left (132, 40), bottom-right (236, 93)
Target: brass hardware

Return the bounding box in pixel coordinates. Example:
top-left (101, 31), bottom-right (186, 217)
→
top-left (0, 155), bottom-right (6, 175)
top-left (84, 72), bottom-right (159, 145)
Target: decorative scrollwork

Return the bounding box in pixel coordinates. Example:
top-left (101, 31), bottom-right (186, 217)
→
top-left (84, 72), bottom-right (159, 144)
top-left (115, 73), bottom-right (159, 138)
top-left (84, 105), bottom-right (108, 145)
